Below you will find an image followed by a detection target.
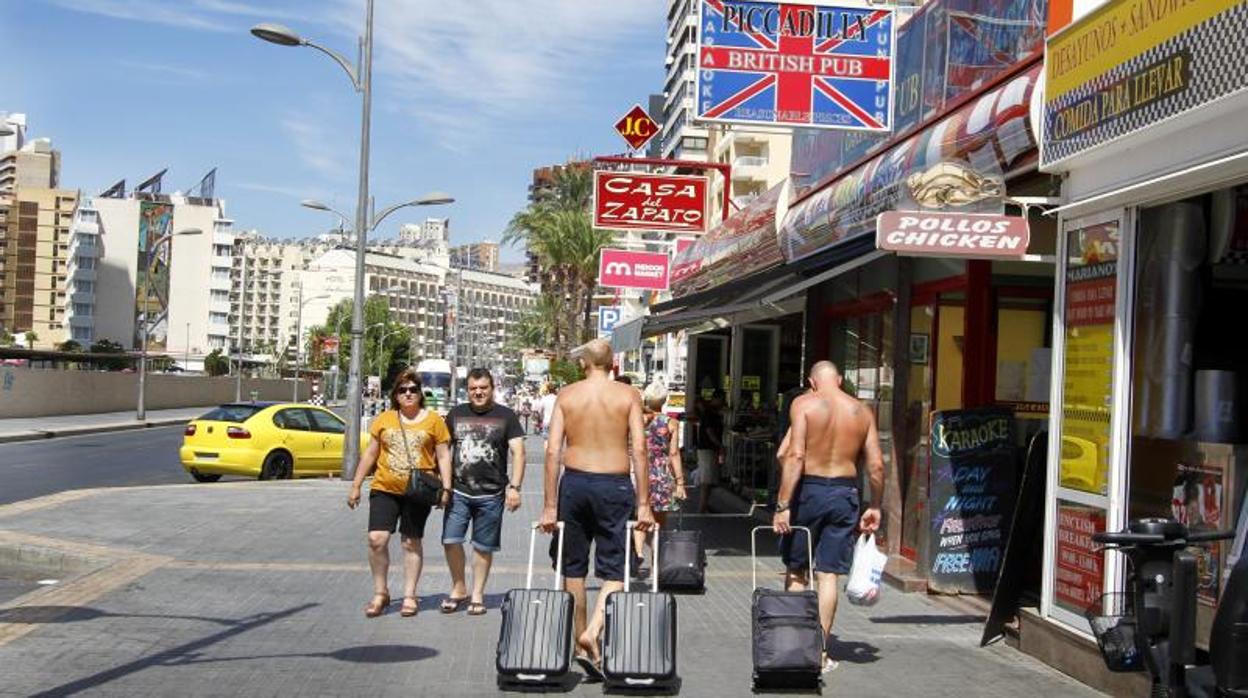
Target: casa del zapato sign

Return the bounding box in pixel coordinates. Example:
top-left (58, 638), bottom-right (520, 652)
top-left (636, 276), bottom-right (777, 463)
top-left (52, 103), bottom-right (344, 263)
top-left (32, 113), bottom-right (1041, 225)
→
top-left (1042, 0), bottom-right (1248, 167)
top-left (593, 172), bottom-right (709, 234)
top-left (696, 0), bottom-right (896, 131)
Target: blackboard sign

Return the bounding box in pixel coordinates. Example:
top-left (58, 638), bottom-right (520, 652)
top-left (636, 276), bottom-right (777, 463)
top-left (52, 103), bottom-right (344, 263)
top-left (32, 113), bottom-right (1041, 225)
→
top-left (928, 407), bottom-right (1017, 594)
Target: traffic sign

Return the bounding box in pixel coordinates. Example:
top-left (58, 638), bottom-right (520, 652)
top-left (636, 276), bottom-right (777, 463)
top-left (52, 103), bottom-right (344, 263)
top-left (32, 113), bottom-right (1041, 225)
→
top-left (598, 306), bottom-right (623, 338)
top-left (614, 104), bottom-right (660, 151)
top-left (322, 336), bottom-right (340, 354)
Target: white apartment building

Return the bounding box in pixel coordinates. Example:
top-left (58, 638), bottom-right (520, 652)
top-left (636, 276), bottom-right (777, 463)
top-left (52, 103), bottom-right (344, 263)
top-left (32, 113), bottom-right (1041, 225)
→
top-left (661, 0), bottom-right (711, 162)
top-left (231, 232), bottom-right (306, 364)
top-left (65, 192), bottom-right (235, 368)
top-left (299, 248), bottom-right (538, 369)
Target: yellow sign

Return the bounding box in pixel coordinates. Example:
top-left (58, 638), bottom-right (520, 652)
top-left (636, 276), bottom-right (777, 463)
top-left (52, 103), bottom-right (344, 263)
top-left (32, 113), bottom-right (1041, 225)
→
top-left (742, 375), bottom-right (761, 391)
top-left (1060, 323), bottom-right (1114, 494)
top-left (1046, 0), bottom-right (1239, 101)
top-left (667, 392), bottom-right (686, 409)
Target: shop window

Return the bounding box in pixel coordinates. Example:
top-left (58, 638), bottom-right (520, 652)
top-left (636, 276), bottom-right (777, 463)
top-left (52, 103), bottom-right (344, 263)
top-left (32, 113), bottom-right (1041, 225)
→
top-left (1127, 186), bottom-right (1248, 633)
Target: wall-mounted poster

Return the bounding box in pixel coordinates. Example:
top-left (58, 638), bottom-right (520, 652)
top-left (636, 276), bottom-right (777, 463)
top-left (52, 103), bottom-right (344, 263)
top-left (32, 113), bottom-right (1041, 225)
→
top-left (135, 201), bottom-right (174, 350)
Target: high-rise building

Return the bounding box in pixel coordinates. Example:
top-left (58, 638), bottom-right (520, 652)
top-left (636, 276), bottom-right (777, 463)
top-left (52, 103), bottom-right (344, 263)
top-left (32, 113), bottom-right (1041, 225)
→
top-left (661, 0), bottom-right (711, 162)
top-left (0, 139), bottom-right (60, 194)
top-left (0, 188), bottom-right (77, 346)
top-left (450, 242), bottom-right (499, 272)
top-left (66, 188), bottom-right (235, 367)
top-left (0, 113), bottom-right (26, 154)
top-left (231, 232), bottom-right (306, 364)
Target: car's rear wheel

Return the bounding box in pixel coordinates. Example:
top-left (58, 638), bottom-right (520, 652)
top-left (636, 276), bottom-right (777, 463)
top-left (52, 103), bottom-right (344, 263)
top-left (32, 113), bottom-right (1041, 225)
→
top-left (260, 451), bottom-right (294, 480)
top-left (190, 471), bottom-right (222, 483)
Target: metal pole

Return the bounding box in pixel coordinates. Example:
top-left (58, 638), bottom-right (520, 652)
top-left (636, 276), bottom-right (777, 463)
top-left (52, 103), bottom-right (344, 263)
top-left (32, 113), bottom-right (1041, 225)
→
top-left (293, 284), bottom-right (303, 402)
top-left (136, 245), bottom-right (151, 420)
top-left (184, 322), bottom-right (190, 371)
top-left (235, 257), bottom-right (246, 401)
top-left (343, 0), bottom-right (373, 480)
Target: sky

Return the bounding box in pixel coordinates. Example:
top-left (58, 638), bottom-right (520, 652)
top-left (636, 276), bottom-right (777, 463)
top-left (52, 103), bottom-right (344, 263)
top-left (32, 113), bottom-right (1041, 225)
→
top-left (1, 0), bottom-right (667, 262)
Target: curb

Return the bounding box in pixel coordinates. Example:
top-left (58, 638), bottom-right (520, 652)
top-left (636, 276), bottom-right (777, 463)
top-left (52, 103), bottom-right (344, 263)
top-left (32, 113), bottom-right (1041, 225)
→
top-left (0, 417), bottom-right (191, 444)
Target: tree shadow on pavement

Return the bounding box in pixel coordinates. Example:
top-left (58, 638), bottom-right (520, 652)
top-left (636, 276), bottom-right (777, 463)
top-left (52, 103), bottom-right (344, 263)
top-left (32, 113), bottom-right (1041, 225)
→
top-left (25, 602), bottom-right (319, 698)
top-left (868, 614), bottom-right (985, 625)
top-left (160, 643), bottom-right (440, 666)
top-left (0, 605), bottom-right (239, 626)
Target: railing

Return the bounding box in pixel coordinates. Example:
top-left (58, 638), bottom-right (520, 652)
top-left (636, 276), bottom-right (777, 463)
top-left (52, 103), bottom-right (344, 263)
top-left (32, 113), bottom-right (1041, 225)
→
top-left (722, 431), bottom-right (778, 504)
top-left (733, 155), bottom-right (769, 168)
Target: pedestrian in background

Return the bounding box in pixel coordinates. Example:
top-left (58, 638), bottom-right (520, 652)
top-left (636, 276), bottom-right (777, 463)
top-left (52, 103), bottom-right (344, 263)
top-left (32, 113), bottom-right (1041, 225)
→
top-left (348, 369), bottom-right (452, 618)
top-left (441, 368), bottom-right (526, 616)
top-left (538, 382), bottom-right (558, 439)
top-left (695, 389), bottom-right (725, 513)
top-left (633, 380), bottom-right (686, 575)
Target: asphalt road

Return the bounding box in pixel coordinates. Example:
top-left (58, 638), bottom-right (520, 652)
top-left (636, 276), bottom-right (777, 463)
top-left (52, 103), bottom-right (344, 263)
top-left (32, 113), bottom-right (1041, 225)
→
top-left (0, 426), bottom-right (204, 506)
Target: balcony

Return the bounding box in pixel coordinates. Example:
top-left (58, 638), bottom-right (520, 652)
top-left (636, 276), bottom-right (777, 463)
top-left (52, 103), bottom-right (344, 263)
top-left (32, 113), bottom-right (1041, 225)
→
top-left (69, 314), bottom-right (93, 328)
top-left (72, 268), bottom-right (97, 282)
top-left (70, 291), bottom-right (94, 304)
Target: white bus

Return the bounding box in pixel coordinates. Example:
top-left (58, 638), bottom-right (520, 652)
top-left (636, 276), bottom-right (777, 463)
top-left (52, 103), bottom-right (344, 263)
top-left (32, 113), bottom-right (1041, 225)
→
top-left (415, 359), bottom-right (454, 414)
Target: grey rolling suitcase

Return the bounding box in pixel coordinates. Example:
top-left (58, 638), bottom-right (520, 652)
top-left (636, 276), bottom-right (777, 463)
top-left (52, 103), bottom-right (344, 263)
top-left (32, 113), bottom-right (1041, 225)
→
top-left (751, 526), bottom-right (823, 692)
top-left (603, 523), bottom-right (679, 692)
top-left (496, 522), bottom-right (574, 689)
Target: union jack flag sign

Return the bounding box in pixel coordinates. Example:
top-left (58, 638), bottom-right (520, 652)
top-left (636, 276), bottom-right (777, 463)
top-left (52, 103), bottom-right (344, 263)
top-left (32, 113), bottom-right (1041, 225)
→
top-left (696, 0), bottom-right (896, 132)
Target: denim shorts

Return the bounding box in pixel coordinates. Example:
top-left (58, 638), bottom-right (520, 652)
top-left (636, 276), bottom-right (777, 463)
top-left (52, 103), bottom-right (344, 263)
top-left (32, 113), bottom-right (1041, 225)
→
top-left (780, 475), bottom-right (860, 575)
top-left (442, 491), bottom-right (505, 552)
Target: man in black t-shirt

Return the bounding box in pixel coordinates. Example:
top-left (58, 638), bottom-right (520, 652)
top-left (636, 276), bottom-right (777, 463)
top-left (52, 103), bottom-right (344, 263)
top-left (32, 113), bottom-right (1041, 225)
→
top-left (440, 368), bottom-right (526, 616)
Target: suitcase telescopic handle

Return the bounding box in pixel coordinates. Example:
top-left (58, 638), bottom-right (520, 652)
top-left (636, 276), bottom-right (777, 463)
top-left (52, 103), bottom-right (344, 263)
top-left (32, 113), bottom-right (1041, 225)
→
top-left (751, 526), bottom-right (812, 591)
top-left (624, 522), bottom-right (660, 593)
top-left (527, 522), bottom-right (565, 591)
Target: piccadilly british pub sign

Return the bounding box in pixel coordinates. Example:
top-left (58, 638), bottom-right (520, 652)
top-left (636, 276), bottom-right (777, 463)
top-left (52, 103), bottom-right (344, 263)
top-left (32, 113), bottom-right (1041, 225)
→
top-left (696, 0), bottom-right (897, 131)
top-left (1042, 0), bottom-right (1248, 167)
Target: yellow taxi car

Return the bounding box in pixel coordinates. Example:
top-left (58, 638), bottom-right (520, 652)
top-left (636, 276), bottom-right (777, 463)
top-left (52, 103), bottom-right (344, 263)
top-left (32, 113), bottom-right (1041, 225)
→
top-left (179, 402), bottom-right (367, 482)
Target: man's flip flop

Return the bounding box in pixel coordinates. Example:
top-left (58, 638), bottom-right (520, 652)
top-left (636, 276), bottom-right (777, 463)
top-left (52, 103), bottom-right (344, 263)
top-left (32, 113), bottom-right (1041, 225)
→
top-left (466, 601), bottom-right (487, 616)
top-left (439, 597), bottom-right (468, 613)
top-left (574, 654), bottom-right (605, 682)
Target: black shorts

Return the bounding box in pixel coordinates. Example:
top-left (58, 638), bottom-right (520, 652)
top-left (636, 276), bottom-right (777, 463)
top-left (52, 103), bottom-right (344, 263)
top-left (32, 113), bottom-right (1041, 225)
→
top-left (780, 476), bottom-right (859, 575)
top-left (368, 489), bottom-right (432, 539)
top-left (550, 469), bottom-right (634, 581)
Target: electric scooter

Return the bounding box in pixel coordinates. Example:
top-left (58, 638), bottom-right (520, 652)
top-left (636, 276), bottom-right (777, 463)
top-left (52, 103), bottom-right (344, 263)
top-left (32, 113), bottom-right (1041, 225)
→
top-left (1089, 518), bottom-right (1248, 697)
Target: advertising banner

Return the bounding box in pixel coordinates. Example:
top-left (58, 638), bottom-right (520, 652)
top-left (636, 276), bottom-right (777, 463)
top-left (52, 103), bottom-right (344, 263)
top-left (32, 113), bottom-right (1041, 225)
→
top-left (876, 211), bottom-right (1029, 258)
top-left (134, 201), bottom-right (174, 350)
top-left (593, 171), bottom-right (709, 234)
top-left (696, 0), bottom-right (896, 131)
top-left (927, 407), bottom-right (1017, 594)
top-left (780, 63), bottom-right (1040, 262)
top-left (671, 180), bottom-right (788, 297)
top-left (598, 249), bottom-right (671, 291)
top-left (1055, 502), bottom-right (1107, 614)
top-left (1042, 0), bottom-right (1248, 168)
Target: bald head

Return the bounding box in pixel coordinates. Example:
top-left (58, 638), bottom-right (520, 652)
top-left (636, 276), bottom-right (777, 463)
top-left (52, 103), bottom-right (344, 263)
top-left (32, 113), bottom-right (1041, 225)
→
top-left (574, 338), bottom-right (614, 370)
top-left (809, 360), bottom-right (841, 391)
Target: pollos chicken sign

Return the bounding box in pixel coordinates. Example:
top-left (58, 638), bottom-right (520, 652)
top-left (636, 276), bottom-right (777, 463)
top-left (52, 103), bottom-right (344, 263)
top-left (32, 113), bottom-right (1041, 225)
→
top-left (593, 171), bottom-right (709, 234)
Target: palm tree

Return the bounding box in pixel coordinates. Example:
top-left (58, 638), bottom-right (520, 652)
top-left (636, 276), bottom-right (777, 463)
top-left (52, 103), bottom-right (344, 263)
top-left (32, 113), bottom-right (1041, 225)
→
top-left (502, 162), bottom-right (608, 351)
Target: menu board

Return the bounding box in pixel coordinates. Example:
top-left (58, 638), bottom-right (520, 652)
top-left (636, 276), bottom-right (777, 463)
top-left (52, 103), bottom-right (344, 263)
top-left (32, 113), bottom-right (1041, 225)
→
top-left (928, 407), bottom-right (1017, 594)
top-left (1055, 502), bottom-right (1107, 614)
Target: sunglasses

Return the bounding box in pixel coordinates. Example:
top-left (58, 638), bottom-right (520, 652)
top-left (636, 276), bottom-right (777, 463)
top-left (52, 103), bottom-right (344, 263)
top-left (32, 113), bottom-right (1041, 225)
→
top-left (396, 386), bottom-right (421, 395)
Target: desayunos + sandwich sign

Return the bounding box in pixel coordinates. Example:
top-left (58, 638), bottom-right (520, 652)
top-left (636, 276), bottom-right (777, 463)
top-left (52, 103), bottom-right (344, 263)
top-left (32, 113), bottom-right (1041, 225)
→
top-left (876, 211), bottom-right (1030, 258)
top-left (598, 249), bottom-right (671, 291)
top-left (1042, 0), bottom-right (1248, 168)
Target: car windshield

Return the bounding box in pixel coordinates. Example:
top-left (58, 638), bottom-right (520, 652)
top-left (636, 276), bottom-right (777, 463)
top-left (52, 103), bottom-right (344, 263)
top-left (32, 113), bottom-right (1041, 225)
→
top-left (419, 372), bottom-right (451, 389)
top-left (198, 405), bottom-right (267, 423)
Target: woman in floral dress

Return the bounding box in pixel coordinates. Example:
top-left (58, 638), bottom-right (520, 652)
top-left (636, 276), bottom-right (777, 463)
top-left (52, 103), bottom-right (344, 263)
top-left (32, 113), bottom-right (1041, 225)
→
top-left (634, 381), bottom-right (687, 573)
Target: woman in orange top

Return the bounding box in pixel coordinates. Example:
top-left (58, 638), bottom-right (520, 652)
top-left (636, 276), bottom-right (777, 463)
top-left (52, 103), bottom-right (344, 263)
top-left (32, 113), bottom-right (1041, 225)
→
top-left (348, 368), bottom-right (451, 618)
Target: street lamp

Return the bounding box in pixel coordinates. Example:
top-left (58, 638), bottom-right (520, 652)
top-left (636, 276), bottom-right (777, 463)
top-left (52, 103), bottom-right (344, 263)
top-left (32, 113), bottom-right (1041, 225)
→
top-left (292, 287), bottom-right (329, 402)
top-left (137, 227), bottom-right (202, 420)
top-left (375, 326), bottom-right (406, 384)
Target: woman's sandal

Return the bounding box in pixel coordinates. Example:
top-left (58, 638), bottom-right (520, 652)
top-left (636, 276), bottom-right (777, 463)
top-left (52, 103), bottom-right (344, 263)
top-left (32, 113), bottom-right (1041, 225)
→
top-left (364, 592), bottom-right (390, 618)
top-left (439, 596), bottom-right (468, 614)
top-left (400, 596), bottom-right (420, 617)
top-left (466, 601), bottom-right (487, 616)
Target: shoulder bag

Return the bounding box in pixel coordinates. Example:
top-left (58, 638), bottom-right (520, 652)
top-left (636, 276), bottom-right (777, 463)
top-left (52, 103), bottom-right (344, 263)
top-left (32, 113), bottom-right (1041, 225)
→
top-left (398, 413), bottom-right (444, 507)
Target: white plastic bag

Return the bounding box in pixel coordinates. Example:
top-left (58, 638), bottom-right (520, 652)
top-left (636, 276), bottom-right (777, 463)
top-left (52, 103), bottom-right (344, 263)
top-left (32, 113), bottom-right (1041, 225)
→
top-left (845, 534), bottom-right (887, 606)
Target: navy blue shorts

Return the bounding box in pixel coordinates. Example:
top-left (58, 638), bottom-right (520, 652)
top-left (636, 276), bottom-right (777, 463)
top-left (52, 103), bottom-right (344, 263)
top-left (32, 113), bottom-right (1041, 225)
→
top-left (781, 476), bottom-right (859, 575)
top-left (442, 491), bottom-right (505, 552)
top-left (551, 469), bottom-right (634, 581)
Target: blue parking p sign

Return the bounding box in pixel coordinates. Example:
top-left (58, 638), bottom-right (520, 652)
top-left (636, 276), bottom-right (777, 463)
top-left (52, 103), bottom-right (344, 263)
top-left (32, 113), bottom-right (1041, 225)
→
top-left (598, 306), bottom-right (622, 338)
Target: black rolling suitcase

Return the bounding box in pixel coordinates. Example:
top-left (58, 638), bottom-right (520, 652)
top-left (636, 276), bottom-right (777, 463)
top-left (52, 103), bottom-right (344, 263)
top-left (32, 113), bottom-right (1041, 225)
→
top-left (603, 523), bottom-right (679, 692)
top-left (751, 526), bottom-right (823, 691)
top-left (496, 522), bottom-right (574, 690)
top-left (658, 509), bottom-right (706, 592)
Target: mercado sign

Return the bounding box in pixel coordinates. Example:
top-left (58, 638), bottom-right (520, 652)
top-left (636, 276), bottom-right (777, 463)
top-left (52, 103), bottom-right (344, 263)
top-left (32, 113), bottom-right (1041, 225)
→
top-left (598, 249), bottom-right (671, 291)
top-left (1042, 0), bottom-right (1248, 168)
top-left (593, 172), bottom-right (709, 234)
top-left (696, 0), bottom-right (896, 131)
top-left (876, 211), bottom-right (1029, 258)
